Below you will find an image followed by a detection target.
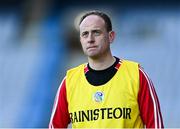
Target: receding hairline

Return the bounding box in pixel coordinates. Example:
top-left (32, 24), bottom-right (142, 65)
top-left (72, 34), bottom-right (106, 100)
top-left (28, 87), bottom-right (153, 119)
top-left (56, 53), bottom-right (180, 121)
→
top-left (78, 10), bottom-right (112, 32)
top-left (79, 14), bottom-right (105, 25)
top-left (79, 15), bottom-right (106, 28)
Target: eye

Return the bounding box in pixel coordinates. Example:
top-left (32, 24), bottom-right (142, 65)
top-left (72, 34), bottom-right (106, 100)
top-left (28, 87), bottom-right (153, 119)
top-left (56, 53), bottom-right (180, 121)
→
top-left (81, 32), bottom-right (88, 38)
top-left (93, 30), bottom-right (101, 36)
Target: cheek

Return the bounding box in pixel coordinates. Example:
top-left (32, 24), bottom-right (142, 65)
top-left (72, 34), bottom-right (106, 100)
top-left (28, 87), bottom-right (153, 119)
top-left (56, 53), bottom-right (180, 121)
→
top-left (99, 36), bottom-right (109, 46)
top-left (99, 35), bottom-right (109, 42)
top-left (101, 39), bottom-right (110, 50)
top-left (80, 38), bottom-right (84, 46)
top-left (80, 41), bottom-right (86, 50)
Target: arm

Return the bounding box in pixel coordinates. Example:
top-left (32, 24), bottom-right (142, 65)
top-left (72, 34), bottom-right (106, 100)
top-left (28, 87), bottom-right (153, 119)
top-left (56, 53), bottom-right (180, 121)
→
top-left (49, 77), bottom-right (70, 128)
top-left (138, 66), bottom-right (164, 128)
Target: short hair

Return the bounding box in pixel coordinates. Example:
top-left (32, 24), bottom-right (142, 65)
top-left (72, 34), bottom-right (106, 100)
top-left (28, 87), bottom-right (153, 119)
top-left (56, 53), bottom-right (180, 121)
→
top-left (79, 10), bottom-right (112, 32)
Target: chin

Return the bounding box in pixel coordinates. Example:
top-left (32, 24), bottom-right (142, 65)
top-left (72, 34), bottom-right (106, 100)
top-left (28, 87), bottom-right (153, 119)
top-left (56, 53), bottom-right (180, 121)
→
top-left (84, 51), bottom-right (100, 58)
top-left (87, 54), bottom-right (100, 59)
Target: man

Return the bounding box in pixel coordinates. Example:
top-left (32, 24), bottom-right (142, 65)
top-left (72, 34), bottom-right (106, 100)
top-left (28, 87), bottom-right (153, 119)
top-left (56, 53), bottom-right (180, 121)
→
top-left (49, 10), bottom-right (164, 128)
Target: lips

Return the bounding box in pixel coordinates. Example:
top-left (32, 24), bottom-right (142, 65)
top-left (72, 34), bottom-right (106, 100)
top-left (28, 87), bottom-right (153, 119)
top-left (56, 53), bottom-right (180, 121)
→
top-left (87, 46), bottom-right (97, 50)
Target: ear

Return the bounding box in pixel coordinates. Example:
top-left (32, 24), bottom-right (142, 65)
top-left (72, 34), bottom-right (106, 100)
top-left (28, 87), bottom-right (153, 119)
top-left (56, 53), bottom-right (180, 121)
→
top-left (109, 31), bottom-right (115, 44)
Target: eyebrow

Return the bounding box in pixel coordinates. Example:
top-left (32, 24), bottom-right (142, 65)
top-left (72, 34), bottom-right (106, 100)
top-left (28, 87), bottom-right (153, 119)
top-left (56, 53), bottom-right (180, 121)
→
top-left (81, 28), bottom-right (102, 33)
top-left (92, 29), bottom-right (101, 32)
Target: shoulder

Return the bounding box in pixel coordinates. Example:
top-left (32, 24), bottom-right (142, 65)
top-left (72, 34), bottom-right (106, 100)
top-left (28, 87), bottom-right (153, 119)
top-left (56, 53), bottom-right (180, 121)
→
top-left (121, 59), bottom-right (139, 68)
top-left (66, 63), bottom-right (87, 75)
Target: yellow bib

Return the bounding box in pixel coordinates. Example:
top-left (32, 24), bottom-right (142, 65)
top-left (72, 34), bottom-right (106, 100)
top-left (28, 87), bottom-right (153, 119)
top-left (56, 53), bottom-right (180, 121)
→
top-left (66, 60), bottom-right (144, 128)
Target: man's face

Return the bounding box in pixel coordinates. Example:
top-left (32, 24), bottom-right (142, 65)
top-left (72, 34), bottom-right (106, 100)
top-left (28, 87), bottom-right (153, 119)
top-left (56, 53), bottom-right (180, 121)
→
top-left (79, 15), bottom-right (114, 59)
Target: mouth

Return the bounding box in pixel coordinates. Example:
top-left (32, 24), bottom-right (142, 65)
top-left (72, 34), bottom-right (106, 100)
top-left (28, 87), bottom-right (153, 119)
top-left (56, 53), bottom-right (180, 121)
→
top-left (87, 46), bottom-right (97, 50)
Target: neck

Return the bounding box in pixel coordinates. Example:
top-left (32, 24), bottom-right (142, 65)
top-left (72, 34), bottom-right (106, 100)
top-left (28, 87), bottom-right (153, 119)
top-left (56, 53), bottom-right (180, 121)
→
top-left (88, 53), bottom-right (115, 70)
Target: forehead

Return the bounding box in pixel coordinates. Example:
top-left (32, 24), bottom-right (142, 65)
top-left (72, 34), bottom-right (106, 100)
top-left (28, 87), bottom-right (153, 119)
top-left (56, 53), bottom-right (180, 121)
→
top-left (79, 15), bottom-right (105, 31)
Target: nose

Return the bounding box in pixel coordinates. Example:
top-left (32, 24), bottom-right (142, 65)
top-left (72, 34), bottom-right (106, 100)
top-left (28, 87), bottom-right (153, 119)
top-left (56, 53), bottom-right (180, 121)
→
top-left (87, 33), bottom-right (95, 44)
